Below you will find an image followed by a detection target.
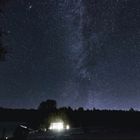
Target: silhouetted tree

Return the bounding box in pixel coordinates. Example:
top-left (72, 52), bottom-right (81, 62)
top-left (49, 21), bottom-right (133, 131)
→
top-left (129, 107), bottom-right (135, 112)
top-left (0, 44), bottom-right (6, 61)
top-left (0, 1), bottom-right (7, 61)
top-left (67, 106), bottom-right (73, 112)
top-left (0, 45), bottom-right (7, 60)
top-left (78, 107), bottom-right (84, 112)
top-left (38, 99), bottom-right (57, 112)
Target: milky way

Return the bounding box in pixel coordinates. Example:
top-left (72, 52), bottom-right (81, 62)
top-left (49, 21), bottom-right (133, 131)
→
top-left (1, 0), bottom-right (140, 110)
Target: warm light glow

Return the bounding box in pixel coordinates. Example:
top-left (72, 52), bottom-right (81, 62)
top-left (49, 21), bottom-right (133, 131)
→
top-left (49, 122), bottom-right (64, 131)
top-left (66, 124), bottom-right (70, 130)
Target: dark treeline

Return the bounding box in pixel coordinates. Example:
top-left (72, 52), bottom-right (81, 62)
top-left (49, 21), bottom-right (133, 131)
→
top-left (0, 100), bottom-right (140, 130)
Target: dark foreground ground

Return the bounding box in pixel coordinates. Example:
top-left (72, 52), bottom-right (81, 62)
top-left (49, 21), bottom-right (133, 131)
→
top-left (25, 127), bottom-right (140, 140)
top-left (2, 126), bottom-right (140, 140)
top-left (1, 108), bottom-right (140, 140)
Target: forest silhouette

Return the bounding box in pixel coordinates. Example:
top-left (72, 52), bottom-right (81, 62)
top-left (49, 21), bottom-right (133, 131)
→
top-left (0, 99), bottom-right (139, 129)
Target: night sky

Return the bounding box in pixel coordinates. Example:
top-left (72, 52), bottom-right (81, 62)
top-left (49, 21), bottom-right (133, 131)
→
top-left (1, 0), bottom-right (140, 110)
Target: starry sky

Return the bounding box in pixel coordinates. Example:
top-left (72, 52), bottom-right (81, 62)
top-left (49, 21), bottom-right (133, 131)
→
top-left (0, 0), bottom-right (140, 110)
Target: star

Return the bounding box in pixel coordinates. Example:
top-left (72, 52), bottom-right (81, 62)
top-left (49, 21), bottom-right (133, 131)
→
top-left (28, 5), bottom-right (32, 9)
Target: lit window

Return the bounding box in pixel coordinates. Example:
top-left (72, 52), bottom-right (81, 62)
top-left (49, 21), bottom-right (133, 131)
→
top-left (49, 122), bottom-right (64, 131)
